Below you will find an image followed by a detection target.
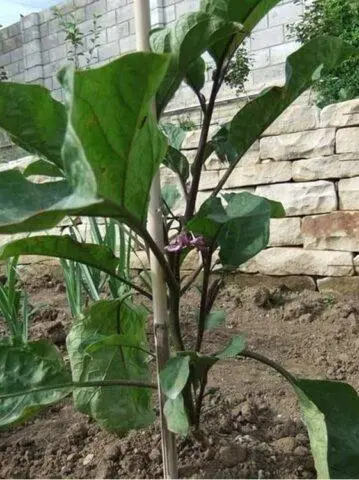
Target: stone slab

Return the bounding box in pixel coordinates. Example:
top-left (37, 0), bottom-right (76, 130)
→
top-left (292, 154), bottom-right (359, 181)
top-left (269, 217), bottom-right (302, 247)
top-left (336, 127), bottom-right (359, 154)
top-left (260, 128), bottom-right (335, 161)
top-left (221, 161), bottom-right (292, 188)
top-left (302, 212), bottom-right (359, 252)
top-left (239, 247), bottom-right (354, 276)
top-left (255, 181), bottom-right (337, 216)
top-left (321, 100), bottom-right (359, 128)
top-left (317, 277), bottom-right (359, 295)
top-left (264, 105), bottom-right (320, 136)
top-left (338, 177), bottom-right (359, 210)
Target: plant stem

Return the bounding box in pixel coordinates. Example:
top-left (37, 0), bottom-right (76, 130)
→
top-left (184, 79), bottom-right (220, 223)
top-left (184, 38), bottom-right (236, 223)
top-left (195, 251), bottom-right (213, 352)
top-left (130, 217), bottom-right (179, 296)
top-left (0, 378), bottom-right (157, 400)
top-left (168, 253), bottom-right (185, 351)
top-left (194, 371), bottom-right (208, 428)
top-left (211, 160), bottom-right (238, 197)
top-left (180, 263), bottom-right (203, 295)
top-left (240, 349), bottom-right (297, 385)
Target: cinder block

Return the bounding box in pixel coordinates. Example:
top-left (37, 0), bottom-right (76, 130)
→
top-left (251, 25), bottom-right (284, 50)
top-left (268, 2), bottom-right (303, 27)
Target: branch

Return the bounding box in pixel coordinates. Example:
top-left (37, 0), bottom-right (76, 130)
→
top-left (211, 160), bottom-right (238, 197)
top-left (184, 37), bottom-right (236, 223)
top-left (0, 378), bottom-right (157, 400)
top-left (240, 349), bottom-right (297, 385)
top-left (195, 250), bottom-right (213, 352)
top-left (113, 271), bottom-right (152, 300)
top-left (180, 263), bottom-right (203, 295)
top-left (125, 214), bottom-right (180, 295)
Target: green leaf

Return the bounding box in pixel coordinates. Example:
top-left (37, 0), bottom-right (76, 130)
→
top-left (79, 333), bottom-right (146, 354)
top-left (150, 11), bottom-right (238, 115)
top-left (58, 52), bottom-right (169, 223)
top-left (23, 159), bottom-right (64, 178)
top-left (204, 310), bottom-right (225, 330)
top-left (0, 340), bottom-right (71, 427)
top-left (0, 170), bottom-right (73, 233)
top-left (164, 394), bottom-right (189, 436)
top-left (160, 355), bottom-right (190, 400)
top-left (161, 123), bottom-right (186, 150)
top-left (0, 82), bottom-right (66, 167)
top-left (0, 235), bottom-right (121, 277)
top-left (162, 184), bottom-right (181, 211)
top-left (215, 335), bottom-right (246, 359)
top-left (201, 0), bottom-right (281, 65)
top-left (212, 37), bottom-right (358, 167)
top-left (0, 53), bottom-right (170, 233)
top-left (67, 299), bottom-right (154, 433)
top-left (295, 379), bottom-right (359, 479)
top-left (163, 146), bottom-right (190, 183)
top-left (185, 57), bottom-right (206, 94)
top-left (187, 192), bottom-right (283, 267)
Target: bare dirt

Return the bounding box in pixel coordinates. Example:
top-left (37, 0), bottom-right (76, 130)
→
top-left (1, 269), bottom-right (359, 479)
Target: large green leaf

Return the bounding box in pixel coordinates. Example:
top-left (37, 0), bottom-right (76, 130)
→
top-left (211, 37), bottom-right (358, 167)
top-left (0, 235), bottom-right (121, 277)
top-left (0, 82), bottom-right (66, 167)
top-left (0, 52), bottom-right (170, 233)
top-left (58, 52), bottom-right (169, 223)
top-left (0, 340), bottom-right (71, 427)
top-left (150, 11), bottom-right (240, 115)
top-left (200, 0), bottom-right (281, 64)
top-left (67, 299), bottom-right (154, 433)
top-left (295, 379), bottom-right (359, 479)
top-left (187, 192), bottom-right (285, 267)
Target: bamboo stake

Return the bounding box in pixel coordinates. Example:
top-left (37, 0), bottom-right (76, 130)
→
top-left (133, 2), bottom-right (178, 478)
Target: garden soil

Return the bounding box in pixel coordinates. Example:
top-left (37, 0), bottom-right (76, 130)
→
top-left (1, 268), bottom-right (359, 479)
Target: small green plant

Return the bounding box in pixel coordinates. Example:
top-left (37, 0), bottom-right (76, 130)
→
top-left (0, 257), bottom-right (36, 343)
top-left (0, 1), bottom-right (358, 477)
top-left (177, 115), bottom-right (197, 131)
top-left (60, 218), bottom-right (134, 317)
top-left (290, 0), bottom-right (359, 107)
top-left (53, 7), bottom-right (101, 69)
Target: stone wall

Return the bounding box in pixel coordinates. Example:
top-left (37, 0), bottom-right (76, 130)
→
top-left (165, 99), bottom-right (359, 294)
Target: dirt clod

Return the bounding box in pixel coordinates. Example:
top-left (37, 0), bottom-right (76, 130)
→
top-left (218, 444), bottom-right (247, 467)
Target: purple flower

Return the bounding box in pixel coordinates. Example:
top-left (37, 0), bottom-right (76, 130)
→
top-left (165, 232), bottom-right (206, 253)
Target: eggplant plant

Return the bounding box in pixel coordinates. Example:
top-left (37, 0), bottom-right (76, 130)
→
top-left (0, 0), bottom-right (359, 477)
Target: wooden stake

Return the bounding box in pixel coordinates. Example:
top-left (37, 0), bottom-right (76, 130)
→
top-left (133, 2), bottom-right (178, 478)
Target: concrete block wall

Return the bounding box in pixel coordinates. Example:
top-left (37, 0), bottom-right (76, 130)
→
top-left (0, 0), bottom-right (303, 108)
